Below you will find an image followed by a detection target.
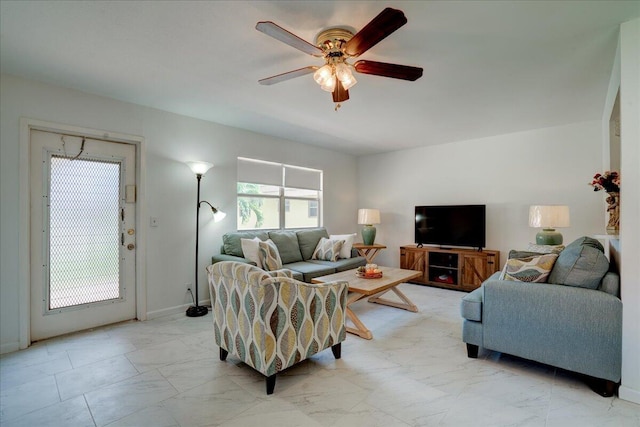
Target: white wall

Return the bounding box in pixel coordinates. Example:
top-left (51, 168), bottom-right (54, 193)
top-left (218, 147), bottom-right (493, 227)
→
top-left (0, 74), bottom-right (359, 353)
top-left (356, 121), bottom-right (606, 268)
top-left (618, 17), bottom-right (640, 405)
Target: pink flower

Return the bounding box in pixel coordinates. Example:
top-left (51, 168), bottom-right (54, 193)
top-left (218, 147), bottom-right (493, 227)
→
top-left (589, 171), bottom-right (620, 192)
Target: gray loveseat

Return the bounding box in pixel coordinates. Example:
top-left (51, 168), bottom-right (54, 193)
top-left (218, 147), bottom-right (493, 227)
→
top-left (461, 237), bottom-right (622, 396)
top-left (211, 227), bottom-right (366, 282)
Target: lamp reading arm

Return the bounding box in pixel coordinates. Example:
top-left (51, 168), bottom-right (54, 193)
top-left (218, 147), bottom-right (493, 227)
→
top-left (200, 200), bottom-right (226, 222)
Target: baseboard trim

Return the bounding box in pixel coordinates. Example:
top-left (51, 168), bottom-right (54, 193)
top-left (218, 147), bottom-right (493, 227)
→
top-left (146, 300), bottom-right (211, 320)
top-left (1, 341), bottom-right (21, 355)
top-left (619, 385), bottom-right (640, 404)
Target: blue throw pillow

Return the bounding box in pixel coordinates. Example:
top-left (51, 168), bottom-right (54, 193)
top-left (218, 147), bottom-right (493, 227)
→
top-left (547, 237), bottom-right (609, 289)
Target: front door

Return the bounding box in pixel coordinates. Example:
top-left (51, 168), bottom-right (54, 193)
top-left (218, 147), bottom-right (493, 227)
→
top-left (29, 129), bottom-right (137, 341)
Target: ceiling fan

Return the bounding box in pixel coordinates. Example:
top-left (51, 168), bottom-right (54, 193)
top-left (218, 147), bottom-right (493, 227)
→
top-left (256, 7), bottom-right (423, 109)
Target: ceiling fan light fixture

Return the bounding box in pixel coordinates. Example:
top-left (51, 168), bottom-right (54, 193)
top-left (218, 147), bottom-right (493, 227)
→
top-left (313, 64), bottom-right (333, 85)
top-left (340, 72), bottom-right (357, 90)
top-left (334, 63), bottom-right (350, 80)
top-left (320, 75), bottom-right (337, 92)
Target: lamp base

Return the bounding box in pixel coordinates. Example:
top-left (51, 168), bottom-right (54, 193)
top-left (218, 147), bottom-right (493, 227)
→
top-left (362, 225), bottom-right (377, 245)
top-left (535, 228), bottom-right (563, 245)
top-left (186, 305), bottom-right (209, 317)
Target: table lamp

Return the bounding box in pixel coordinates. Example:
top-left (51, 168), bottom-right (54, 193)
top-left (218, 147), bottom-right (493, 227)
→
top-left (528, 205), bottom-right (570, 245)
top-left (358, 208), bottom-right (380, 245)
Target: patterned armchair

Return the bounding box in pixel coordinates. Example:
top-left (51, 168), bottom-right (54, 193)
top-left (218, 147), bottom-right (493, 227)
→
top-left (207, 261), bottom-right (348, 394)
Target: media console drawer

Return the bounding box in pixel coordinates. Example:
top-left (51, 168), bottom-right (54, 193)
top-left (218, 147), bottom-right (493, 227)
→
top-left (399, 245), bottom-right (500, 292)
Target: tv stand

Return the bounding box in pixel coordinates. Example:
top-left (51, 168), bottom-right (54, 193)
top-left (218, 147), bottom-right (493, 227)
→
top-left (400, 245), bottom-right (500, 292)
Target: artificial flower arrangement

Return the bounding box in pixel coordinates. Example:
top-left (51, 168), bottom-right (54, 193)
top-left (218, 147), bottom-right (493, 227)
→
top-left (589, 171), bottom-right (620, 192)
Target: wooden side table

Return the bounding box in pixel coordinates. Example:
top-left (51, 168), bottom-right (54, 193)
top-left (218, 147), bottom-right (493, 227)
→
top-left (353, 243), bottom-right (386, 264)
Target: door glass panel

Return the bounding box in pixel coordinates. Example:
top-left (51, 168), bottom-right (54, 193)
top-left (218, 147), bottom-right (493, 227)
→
top-left (48, 155), bottom-right (121, 309)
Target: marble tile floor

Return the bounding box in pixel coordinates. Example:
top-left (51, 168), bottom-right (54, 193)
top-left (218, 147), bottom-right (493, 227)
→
top-left (1, 284), bottom-right (638, 427)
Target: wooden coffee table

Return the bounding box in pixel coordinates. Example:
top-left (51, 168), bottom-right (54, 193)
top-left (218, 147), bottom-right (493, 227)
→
top-left (311, 266), bottom-right (421, 339)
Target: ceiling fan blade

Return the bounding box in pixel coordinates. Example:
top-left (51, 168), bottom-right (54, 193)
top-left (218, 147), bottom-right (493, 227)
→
top-left (344, 8), bottom-right (407, 57)
top-left (258, 66), bottom-right (318, 85)
top-left (332, 81), bottom-right (349, 103)
top-left (256, 21), bottom-right (324, 57)
top-left (354, 60), bottom-right (423, 81)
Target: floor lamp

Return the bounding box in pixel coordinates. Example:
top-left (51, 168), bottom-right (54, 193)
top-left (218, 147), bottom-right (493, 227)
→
top-left (186, 161), bottom-right (226, 317)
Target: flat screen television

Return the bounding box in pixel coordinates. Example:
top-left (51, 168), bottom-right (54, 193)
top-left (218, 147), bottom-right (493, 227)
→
top-left (415, 205), bottom-right (486, 249)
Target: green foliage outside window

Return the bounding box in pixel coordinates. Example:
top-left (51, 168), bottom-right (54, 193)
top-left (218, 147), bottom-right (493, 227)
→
top-left (237, 183), bottom-right (264, 228)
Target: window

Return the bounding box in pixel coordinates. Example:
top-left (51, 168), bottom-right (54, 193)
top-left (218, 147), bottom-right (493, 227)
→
top-left (237, 158), bottom-right (322, 230)
top-left (308, 200), bottom-right (318, 218)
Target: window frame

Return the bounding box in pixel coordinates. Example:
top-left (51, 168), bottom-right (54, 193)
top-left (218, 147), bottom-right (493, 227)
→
top-left (237, 158), bottom-right (323, 230)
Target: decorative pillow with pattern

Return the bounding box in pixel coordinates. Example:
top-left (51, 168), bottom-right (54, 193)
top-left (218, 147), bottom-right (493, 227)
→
top-left (311, 237), bottom-right (344, 262)
top-left (330, 233), bottom-right (357, 258)
top-left (526, 243), bottom-right (565, 254)
top-left (499, 253), bottom-right (559, 282)
top-left (258, 239), bottom-right (283, 271)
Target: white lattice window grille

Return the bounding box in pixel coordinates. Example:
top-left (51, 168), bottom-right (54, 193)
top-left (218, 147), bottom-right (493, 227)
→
top-left (47, 155), bottom-right (122, 310)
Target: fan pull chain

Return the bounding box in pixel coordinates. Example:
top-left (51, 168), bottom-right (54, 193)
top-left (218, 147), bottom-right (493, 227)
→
top-left (334, 103), bottom-right (341, 111)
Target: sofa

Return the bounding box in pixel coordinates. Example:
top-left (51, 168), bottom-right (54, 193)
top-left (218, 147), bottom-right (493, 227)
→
top-left (207, 261), bottom-right (348, 394)
top-left (211, 227), bottom-right (366, 282)
top-left (461, 237), bottom-right (622, 396)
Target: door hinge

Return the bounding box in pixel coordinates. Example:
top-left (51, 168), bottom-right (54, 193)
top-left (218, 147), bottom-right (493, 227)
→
top-left (121, 233), bottom-right (124, 245)
top-left (121, 208), bottom-right (124, 221)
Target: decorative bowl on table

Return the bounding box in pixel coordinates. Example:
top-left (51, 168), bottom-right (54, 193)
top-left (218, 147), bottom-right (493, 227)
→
top-left (356, 266), bottom-right (383, 279)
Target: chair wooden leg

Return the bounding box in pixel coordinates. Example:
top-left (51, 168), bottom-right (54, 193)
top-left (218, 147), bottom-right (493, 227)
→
top-left (266, 374), bottom-right (276, 395)
top-left (466, 343), bottom-right (479, 359)
top-left (219, 347), bottom-right (228, 361)
top-left (331, 343), bottom-right (342, 359)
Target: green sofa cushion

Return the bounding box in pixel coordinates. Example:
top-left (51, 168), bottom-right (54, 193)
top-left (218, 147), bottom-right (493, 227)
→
top-left (307, 257), bottom-right (366, 272)
top-left (222, 231), bottom-right (269, 257)
top-left (282, 261), bottom-right (335, 282)
top-left (548, 237), bottom-right (609, 290)
top-left (296, 228), bottom-right (329, 260)
top-left (268, 230), bottom-right (303, 264)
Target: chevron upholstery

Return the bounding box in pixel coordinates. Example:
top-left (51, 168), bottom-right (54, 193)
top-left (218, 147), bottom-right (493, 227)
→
top-left (207, 261), bottom-right (348, 394)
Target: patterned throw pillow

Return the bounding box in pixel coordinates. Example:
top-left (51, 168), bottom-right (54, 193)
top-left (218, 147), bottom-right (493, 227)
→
top-left (258, 239), bottom-right (283, 271)
top-left (311, 237), bottom-right (344, 262)
top-left (499, 253), bottom-right (559, 283)
top-left (526, 243), bottom-right (565, 254)
top-left (330, 233), bottom-right (357, 258)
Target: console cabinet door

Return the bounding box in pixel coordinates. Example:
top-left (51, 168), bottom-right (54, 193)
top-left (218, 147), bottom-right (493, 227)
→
top-left (461, 254), bottom-right (489, 289)
top-left (400, 248), bottom-right (428, 284)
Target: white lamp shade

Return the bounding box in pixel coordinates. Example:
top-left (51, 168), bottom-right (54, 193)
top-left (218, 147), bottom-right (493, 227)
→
top-left (213, 209), bottom-right (226, 223)
top-left (529, 205), bottom-right (570, 228)
top-left (358, 208), bottom-right (380, 225)
top-left (186, 161), bottom-right (213, 176)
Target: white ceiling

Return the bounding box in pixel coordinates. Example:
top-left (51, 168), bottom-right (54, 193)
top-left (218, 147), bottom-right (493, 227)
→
top-left (1, 1), bottom-right (638, 156)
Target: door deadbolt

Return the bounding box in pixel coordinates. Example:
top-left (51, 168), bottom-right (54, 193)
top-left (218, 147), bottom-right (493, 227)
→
top-left (127, 243), bottom-right (135, 250)
top-left (127, 229), bottom-right (135, 235)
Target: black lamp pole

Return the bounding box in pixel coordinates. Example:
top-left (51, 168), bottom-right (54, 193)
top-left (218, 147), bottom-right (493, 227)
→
top-left (186, 173), bottom-right (209, 317)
